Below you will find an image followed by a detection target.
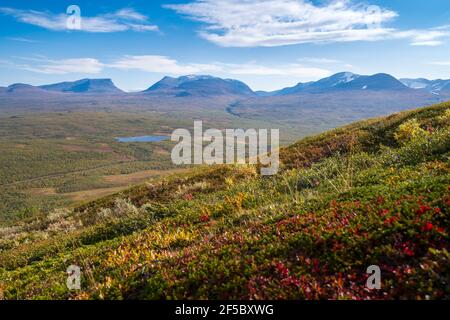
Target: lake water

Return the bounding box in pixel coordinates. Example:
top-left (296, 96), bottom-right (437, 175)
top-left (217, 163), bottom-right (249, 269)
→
top-left (116, 135), bottom-right (169, 143)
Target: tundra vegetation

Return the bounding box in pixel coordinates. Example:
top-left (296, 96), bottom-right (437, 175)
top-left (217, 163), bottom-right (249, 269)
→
top-left (0, 110), bottom-right (293, 225)
top-left (0, 102), bottom-right (449, 300)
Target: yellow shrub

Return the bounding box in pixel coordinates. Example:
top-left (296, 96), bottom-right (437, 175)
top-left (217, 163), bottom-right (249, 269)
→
top-left (225, 192), bottom-right (246, 210)
top-left (224, 177), bottom-right (234, 187)
top-left (438, 109), bottom-right (450, 125)
top-left (394, 118), bottom-right (428, 143)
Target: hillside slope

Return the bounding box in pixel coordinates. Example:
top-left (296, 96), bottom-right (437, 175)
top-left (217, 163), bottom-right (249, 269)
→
top-left (0, 102), bottom-right (449, 300)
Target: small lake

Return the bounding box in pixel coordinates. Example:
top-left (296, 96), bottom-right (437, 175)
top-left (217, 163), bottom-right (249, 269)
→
top-left (115, 135), bottom-right (169, 143)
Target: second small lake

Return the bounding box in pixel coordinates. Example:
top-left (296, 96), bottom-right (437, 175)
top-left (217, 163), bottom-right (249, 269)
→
top-left (116, 135), bottom-right (169, 143)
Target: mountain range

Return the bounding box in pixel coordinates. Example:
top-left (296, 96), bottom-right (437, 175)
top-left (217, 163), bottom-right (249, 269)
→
top-left (399, 78), bottom-right (450, 94)
top-left (0, 75), bottom-right (255, 97)
top-left (1, 73), bottom-right (449, 124)
top-left (2, 72), bottom-right (449, 98)
top-left (260, 72), bottom-right (410, 96)
top-left (3, 78), bottom-right (123, 95)
top-left (39, 78), bottom-right (124, 94)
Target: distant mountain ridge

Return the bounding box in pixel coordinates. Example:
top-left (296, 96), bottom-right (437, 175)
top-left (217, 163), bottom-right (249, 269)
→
top-left (400, 78), bottom-right (450, 94)
top-left (3, 73), bottom-right (450, 98)
top-left (4, 79), bottom-right (123, 95)
top-left (1, 73), bottom-right (449, 135)
top-left (259, 72), bottom-right (411, 96)
top-left (39, 78), bottom-right (123, 94)
top-left (143, 75), bottom-right (255, 97)
top-left (6, 83), bottom-right (40, 93)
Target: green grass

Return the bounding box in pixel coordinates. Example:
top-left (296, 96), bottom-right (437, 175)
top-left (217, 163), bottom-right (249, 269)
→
top-left (0, 102), bottom-right (449, 300)
top-left (0, 109), bottom-right (302, 226)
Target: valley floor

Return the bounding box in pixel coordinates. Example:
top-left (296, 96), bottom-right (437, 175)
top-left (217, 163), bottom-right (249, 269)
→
top-left (0, 109), bottom-right (298, 226)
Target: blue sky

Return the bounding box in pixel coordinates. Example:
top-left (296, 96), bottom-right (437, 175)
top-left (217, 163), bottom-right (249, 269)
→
top-left (1, 0), bottom-right (450, 91)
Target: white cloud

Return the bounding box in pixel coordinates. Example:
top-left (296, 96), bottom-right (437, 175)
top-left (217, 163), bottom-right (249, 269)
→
top-left (297, 57), bottom-right (342, 64)
top-left (165, 0), bottom-right (398, 47)
top-left (398, 27), bottom-right (450, 46)
top-left (12, 57), bottom-right (103, 74)
top-left (108, 55), bottom-right (331, 79)
top-left (0, 53), bottom-right (331, 87)
top-left (428, 61), bottom-right (450, 66)
top-left (410, 41), bottom-right (443, 47)
top-left (223, 63), bottom-right (331, 78)
top-left (5, 54), bottom-right (331, 78)
top-left (166, 0), bottom-right (450, 47)
top-left (112, 8), bottom-right (148, 22)
top-left (5, 36), bottom-right (38, 43)
top-left (0, 7), bottom-right (158, 33)
top-left (109, 55), bottom-right (222, 74)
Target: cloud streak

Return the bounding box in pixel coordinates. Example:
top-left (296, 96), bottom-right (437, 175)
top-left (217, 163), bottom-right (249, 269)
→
top-left (109, 55), bottom-right (221, 74)
top-left (166, 0), bottom-right (450, 47)
top-left (220, 63), bottom-right (331, 78)
top-left (108, 55), bottom-right (331, 79)
top-left (0, 7), bottom-right (158, 33)
top-left (9, 57), bottom-right (103, 74)
top-left (428, 61), bottom-right (450, 66)
top-left (5, 54), bottom-right (332, 80)
top-left (297, 58), bottom-right (342, 64)
top-left (5, 36), bottom-right (38, 43)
